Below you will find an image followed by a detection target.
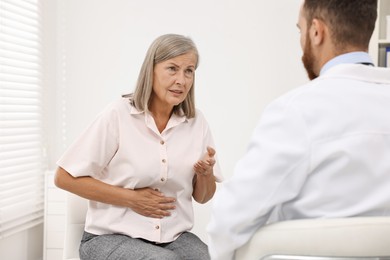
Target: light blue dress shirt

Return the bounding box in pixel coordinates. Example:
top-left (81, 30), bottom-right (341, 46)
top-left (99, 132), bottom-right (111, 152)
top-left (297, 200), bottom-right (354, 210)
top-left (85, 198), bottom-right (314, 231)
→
top-left (320, 51), bottom-right (374, 75)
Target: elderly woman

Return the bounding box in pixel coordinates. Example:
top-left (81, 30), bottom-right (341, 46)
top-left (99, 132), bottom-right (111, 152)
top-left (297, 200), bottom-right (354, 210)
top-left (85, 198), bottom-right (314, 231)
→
top-left (55, 34), bottom-right (223, 260)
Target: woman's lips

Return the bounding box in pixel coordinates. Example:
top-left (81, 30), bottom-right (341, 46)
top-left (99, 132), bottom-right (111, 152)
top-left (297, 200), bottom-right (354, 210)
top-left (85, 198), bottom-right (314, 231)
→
top-left (169, 89), bottom-right (183, 95)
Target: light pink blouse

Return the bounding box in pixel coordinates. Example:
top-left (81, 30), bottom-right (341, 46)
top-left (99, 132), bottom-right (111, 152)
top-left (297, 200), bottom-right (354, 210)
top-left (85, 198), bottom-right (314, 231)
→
top-left (57, 98), bottom-right (223, 243)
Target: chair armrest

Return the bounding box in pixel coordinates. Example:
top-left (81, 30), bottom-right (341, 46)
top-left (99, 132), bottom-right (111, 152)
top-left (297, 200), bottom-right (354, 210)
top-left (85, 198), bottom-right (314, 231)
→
top-left (236, 217), bottom-right (390, 259)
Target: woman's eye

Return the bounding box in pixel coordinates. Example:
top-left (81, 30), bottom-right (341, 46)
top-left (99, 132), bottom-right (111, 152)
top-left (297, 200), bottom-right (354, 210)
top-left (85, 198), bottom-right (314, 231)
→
top-left (185, 69), bottom-right (194, 76)
top-left (168, 66), bottom-right (177, 72)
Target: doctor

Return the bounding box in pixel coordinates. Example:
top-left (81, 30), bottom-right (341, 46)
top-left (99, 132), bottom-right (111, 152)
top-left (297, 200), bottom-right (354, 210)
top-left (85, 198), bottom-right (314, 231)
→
top-left (207, 0), bottom-right (390, 259)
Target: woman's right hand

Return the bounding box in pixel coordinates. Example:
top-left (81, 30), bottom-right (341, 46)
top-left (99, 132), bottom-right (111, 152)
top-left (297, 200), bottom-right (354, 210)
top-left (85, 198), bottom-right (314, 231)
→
top-left (55, 167), bottom-right (175, 219)
top-left (128, 188), bottom-right (176, 219)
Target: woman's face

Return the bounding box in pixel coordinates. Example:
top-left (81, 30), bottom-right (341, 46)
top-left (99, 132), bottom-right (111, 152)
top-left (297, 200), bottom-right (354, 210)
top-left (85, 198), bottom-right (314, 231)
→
top-left (151, 52), bottom-right (196, 111)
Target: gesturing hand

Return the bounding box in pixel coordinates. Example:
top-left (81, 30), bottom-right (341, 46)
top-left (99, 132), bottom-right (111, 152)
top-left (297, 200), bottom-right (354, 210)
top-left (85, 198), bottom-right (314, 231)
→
top-left (193, 146), bottom-right (216, 177)
top-left (129, 188), bottom-right (176, 218)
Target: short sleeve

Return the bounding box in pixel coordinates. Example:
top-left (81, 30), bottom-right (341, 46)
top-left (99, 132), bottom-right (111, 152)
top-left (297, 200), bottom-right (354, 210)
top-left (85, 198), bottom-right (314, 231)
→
top-left (57, 103), bottom-right (119, 178)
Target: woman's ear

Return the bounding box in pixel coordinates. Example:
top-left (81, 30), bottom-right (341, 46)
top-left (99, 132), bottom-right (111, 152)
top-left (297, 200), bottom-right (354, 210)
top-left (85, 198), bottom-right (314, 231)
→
top-left (310, 18), bottom-right (326, 46)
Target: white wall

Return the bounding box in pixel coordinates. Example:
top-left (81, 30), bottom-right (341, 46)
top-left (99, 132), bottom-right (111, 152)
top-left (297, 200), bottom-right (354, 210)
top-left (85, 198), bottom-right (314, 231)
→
top-left (48, 0), bottom-right (307, 244)
top-left (0, 225), bottom-right (43, 260)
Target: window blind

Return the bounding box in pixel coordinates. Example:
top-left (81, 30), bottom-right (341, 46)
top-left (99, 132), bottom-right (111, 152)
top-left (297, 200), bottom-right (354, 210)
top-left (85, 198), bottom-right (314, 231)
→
top-left (0, 0), bottom-right (44, 238)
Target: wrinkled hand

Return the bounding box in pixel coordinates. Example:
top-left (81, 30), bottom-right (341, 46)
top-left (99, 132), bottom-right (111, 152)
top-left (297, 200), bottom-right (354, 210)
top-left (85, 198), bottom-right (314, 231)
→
top-left (129, 188), bottom-right (176, 218)
top-left (193, 146), bottom-right (216, 177)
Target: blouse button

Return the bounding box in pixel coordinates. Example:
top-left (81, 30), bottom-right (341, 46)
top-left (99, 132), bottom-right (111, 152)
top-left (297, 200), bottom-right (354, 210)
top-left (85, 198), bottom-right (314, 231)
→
top-left (160, 140), bottom-right (165, 145)
top-left (161, 178), bottom-right (165, 182)
top-left (155, 225), bottom-right (160, 229)
top-left (162, 159), bottom-right (166, 163)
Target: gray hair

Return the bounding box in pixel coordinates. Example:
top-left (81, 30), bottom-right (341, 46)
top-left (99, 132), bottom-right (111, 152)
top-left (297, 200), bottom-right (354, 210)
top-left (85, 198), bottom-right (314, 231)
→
top-left (124, 34), bottom-right (199, 118)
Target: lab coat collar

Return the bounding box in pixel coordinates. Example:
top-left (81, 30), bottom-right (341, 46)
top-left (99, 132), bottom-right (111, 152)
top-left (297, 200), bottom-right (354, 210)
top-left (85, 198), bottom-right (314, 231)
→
top-left (320, 63), bottom-right (390, 85)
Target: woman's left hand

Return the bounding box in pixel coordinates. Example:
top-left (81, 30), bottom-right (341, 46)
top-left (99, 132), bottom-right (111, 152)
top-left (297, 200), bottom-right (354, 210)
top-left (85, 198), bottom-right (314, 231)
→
top-left (193, 146), bottom-right (216, 177)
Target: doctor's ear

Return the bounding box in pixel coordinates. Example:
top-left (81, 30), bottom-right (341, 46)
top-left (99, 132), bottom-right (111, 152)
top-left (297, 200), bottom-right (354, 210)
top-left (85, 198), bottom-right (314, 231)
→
top-left (310, 18), bottom-right (326, 46)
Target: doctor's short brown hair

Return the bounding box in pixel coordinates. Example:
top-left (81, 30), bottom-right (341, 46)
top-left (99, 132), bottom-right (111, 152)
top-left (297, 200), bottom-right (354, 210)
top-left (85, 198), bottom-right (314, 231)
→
top-left (303, 0), bottom-right (377, 51)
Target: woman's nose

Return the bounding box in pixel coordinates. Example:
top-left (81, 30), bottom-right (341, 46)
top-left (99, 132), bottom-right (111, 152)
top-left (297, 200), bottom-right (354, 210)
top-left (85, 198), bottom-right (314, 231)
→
top-left (175, 70), bottom-right (186, 85)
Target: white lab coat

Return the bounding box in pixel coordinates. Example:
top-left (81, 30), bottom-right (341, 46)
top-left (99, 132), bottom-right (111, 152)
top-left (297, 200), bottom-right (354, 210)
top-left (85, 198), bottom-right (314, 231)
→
top-left (207, 63), bottom-right (390, 260)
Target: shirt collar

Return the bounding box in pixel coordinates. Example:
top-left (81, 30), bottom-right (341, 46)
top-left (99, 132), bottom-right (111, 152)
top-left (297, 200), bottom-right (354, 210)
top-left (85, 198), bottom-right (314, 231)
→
top-left (320, 52), bottom-right (374, 76)
top-left (129, 103), bottom-right (188, 134)
top-left (130, 105), bottom-right (187, 121)
top-left (129, 104), bottom-right (143, 115)
top-left (128, 101), bottom-right (187, 119)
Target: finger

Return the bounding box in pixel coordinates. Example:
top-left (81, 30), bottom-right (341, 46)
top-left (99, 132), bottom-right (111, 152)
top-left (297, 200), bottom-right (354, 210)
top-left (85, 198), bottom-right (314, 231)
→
top-left (159, 196), bottom-right (176, 203)
top-left (159, 203), bottom-right (176, 210)
top-left (144, 187), bottom-right (164, 197)
top-left (194, 161), bottom-right (204, 169)
top-left (150, 212), bottom-right (166, 219)
top-left (194, 162), bottom-right (204, 172)
top-left (198, 160), bottom-right (210, 168)
top-left (194, 165), bottom-right (205, 174)
top-left (207, 158), bottom-right (216, 166)
top-left (151, 190), bottom-right (164, 197)
top-left (207, 146), bottom-right (216, 157)
top-left (157, 209), bottom-right (172, 217)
